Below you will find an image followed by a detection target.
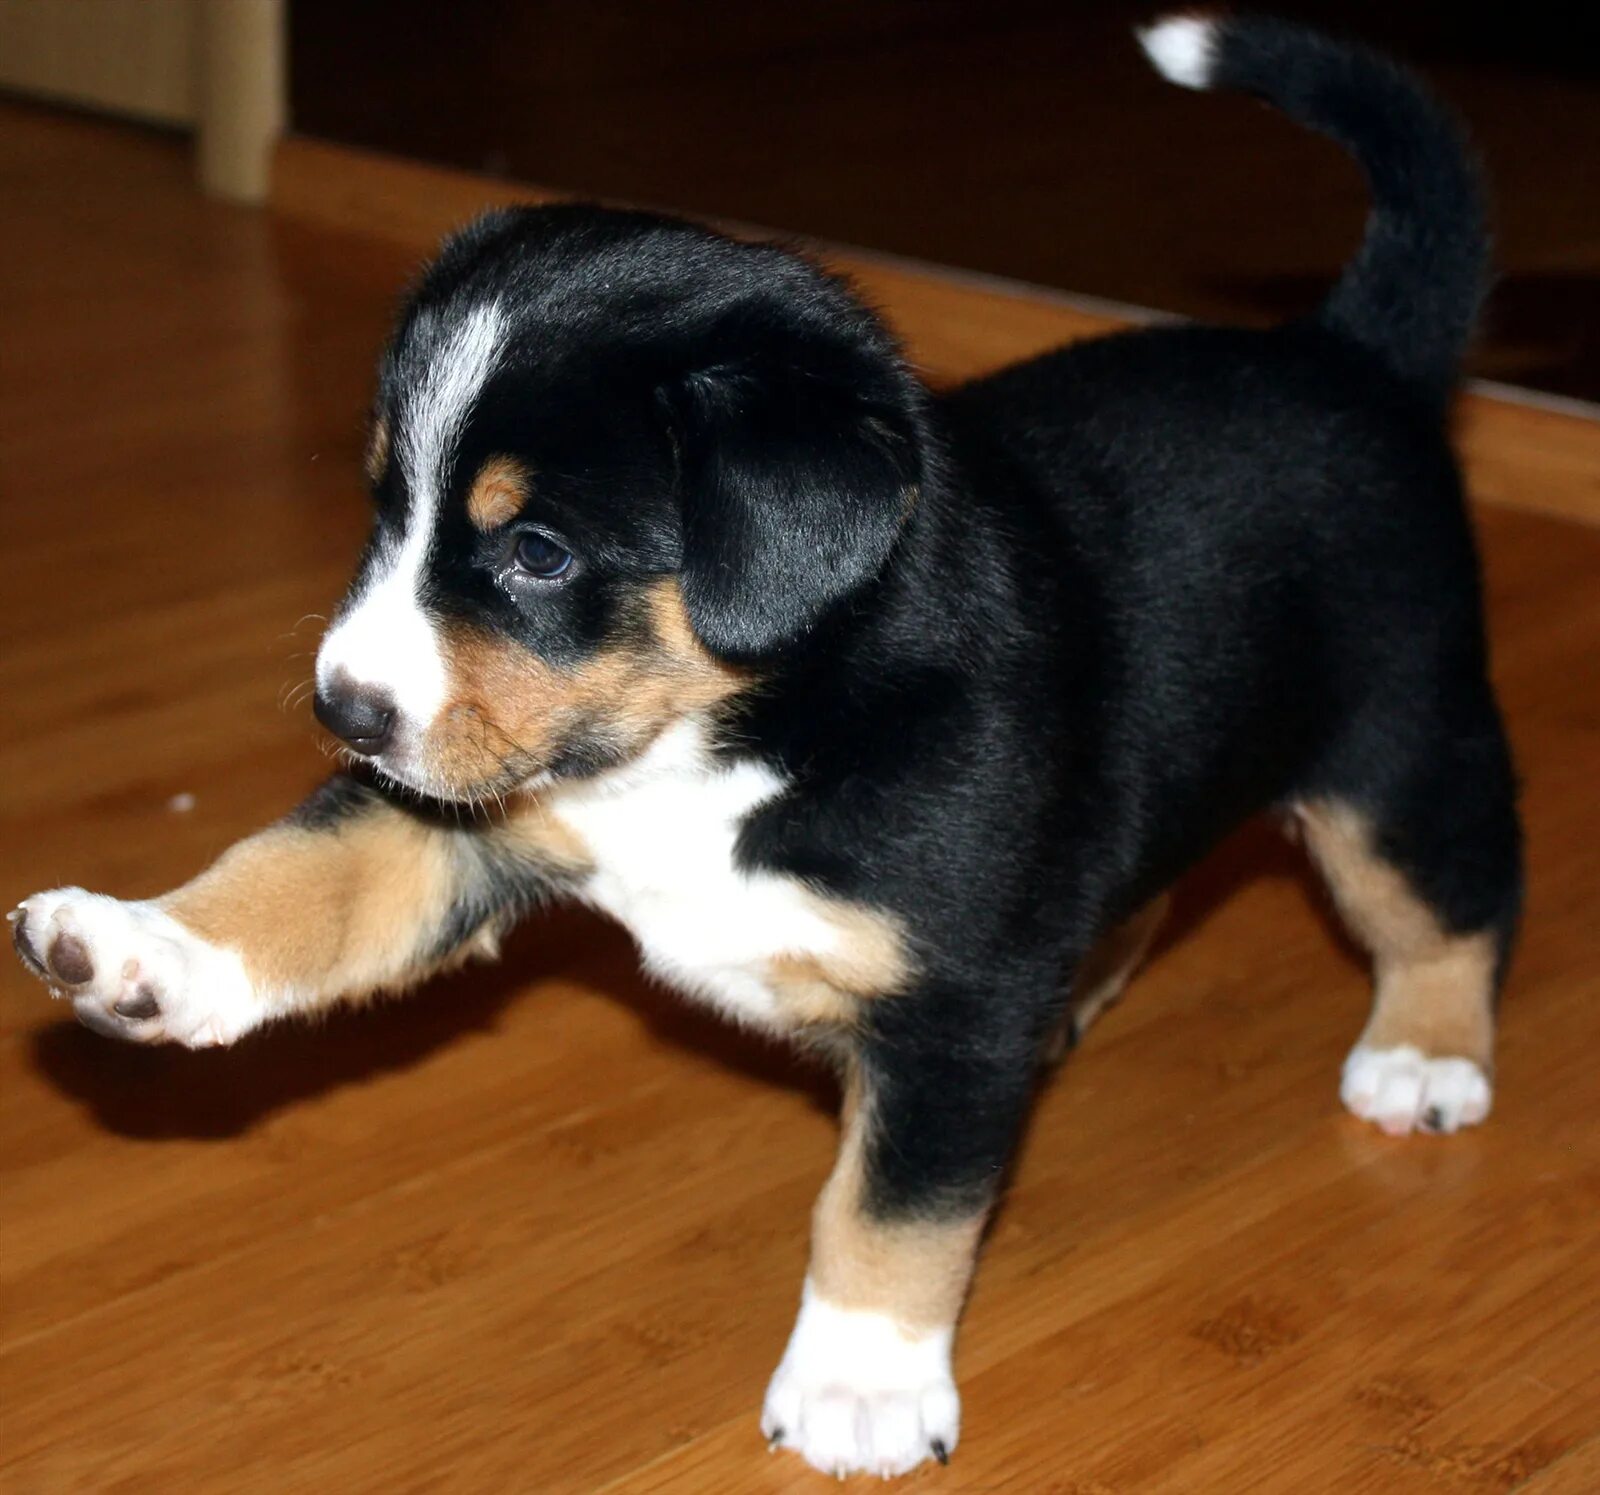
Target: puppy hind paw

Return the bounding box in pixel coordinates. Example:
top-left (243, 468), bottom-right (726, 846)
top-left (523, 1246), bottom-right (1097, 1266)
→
top-left (1341, 1043), bottom-right (1491, 1136)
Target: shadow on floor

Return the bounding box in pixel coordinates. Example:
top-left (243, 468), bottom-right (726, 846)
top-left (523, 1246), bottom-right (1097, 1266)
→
top-left (28, 817), bottom-right (1360, 1143)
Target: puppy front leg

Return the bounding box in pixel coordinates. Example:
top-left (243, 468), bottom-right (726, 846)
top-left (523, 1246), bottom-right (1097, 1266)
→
top-left (12, 775), bottom-right (574, 1047)
top-left (763, 1021), bottom-right (1035, 1478)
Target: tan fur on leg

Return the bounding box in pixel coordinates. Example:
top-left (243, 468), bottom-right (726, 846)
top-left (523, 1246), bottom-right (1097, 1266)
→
top-left (165, 784), bottom-right (590, 1018)
top-left (1299, 801), bottom-right (1495, 1067)
top-left (808, 1072), bottom-right (985, 1334)
top-left (1042, 893), bottom-right (1170, 1064)
top-left (15, 780), bottom-right (586, 1046)
top-left (165, 809), bottom-right (468, 1008)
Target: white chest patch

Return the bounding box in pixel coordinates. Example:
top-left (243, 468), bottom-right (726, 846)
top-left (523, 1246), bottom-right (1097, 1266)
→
top-left (545, 722), bottom-right (844, 1030)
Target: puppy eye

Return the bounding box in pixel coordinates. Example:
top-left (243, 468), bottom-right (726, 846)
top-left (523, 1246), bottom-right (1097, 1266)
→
top-left (512, 532), bottom-right (574, 580)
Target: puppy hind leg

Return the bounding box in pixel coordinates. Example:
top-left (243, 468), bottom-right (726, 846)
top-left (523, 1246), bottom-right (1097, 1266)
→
top-left (1040, 893), bottom-right (1170, 1064)
top-left (1297, 791), bottom-right (1518, 1136)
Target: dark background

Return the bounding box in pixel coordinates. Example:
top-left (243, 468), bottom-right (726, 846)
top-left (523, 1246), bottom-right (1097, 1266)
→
top-left (291, 1), bottom-right (1599, 400)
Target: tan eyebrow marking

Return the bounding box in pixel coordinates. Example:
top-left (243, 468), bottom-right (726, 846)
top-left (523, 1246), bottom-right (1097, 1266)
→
top-left (466, 455), bottom-right (530, 532)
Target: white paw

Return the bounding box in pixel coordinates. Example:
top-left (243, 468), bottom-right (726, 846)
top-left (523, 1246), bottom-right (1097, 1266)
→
top-left (1341, 1043), bottom-right (1492, 1136)
top-left (11, 888), bottom-right (261, 1048)
top-left (761, 1282), bottom-right (959, 1478)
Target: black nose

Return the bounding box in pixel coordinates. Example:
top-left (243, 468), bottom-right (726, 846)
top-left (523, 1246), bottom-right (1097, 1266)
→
top-left (313, 679), bottom-right (395, 755)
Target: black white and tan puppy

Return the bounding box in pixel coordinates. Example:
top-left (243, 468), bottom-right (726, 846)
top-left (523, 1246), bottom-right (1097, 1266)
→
top-left (12, 15), bottom-right (1521, 1478)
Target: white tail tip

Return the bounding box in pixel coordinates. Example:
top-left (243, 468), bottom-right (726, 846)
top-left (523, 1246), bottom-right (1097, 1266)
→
top-left (1138, 15), bottom-right (1219, 90)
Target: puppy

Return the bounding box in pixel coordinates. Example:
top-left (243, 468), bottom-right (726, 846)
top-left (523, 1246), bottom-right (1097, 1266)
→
top-left (12, 14), bottom-right (1520, 1478)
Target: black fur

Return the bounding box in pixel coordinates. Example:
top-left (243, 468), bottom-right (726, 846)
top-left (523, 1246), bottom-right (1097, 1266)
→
top-left (1212, 16), bottom-right (1489, 404)
top-left (667, 346), bottom-right (921, 659)
top-left (425, 835), bottom-right (557, 965)
top-left (284, 770), bottom-right (389, 831)
top-left (352, 16), bottom-right (1519, 1225)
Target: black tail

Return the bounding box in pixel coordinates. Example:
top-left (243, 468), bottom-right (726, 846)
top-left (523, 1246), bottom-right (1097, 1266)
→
top-left (1139, 13), bottom-right (1488, 405)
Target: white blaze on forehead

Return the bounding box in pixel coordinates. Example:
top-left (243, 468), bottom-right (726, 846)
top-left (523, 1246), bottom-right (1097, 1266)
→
top-left (317, 300), bottom-right (507, 727)
top-left (396, 300), bottom-right (507, 500)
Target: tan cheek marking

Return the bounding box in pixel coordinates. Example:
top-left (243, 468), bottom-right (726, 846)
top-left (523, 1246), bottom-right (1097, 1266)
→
top-left (769, 899), bottom-right (913, 1026)
top-left (466, 454), bottom-right (529, 532)
top-left (629, 577), bottom-right (753, 724)
top-left (364, 414), bottom-right (390, 485)
top-left (431, 626), bottom-right (567, 787)
top-left (164, 810), bottom-right (456, 999)
top-left (1299, 800), bottom-right (1496, 1066)
top-left (810, 1071), bottom-right (984, 1333)
top-left (428, 580), bottom-right (751, 793)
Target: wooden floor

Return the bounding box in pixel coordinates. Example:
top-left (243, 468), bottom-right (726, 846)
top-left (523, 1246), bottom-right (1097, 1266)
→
top-left (3, 103), bottom-right (1598, 1494)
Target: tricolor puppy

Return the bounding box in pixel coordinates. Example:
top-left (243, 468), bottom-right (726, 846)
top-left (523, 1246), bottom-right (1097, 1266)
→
top-left (12, 16), bottom-right (1521, 1478)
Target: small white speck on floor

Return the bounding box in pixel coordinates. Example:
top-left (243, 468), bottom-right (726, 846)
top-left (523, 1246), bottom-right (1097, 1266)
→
top-left (167, 793), bottom-right (197, 814)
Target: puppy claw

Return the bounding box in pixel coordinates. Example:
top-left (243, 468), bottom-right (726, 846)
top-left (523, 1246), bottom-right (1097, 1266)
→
top-left (12, 915), bottom-right (48, 979)
top-left (764, 1292), bottom-right (960, 1477)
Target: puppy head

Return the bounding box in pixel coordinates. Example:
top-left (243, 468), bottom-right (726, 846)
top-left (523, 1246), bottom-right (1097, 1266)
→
top-left (314, 206), bottom-right (923, 804)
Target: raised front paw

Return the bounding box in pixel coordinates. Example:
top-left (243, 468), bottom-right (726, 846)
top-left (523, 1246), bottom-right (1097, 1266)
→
top-left (11, 888), bottom-right (259, 1047)
top-left (762, 1286), bottom-right (960, 1478)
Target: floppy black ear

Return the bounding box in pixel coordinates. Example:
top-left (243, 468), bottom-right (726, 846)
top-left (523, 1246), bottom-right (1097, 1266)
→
top-left (669, 357), bottom-right (920, 660)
